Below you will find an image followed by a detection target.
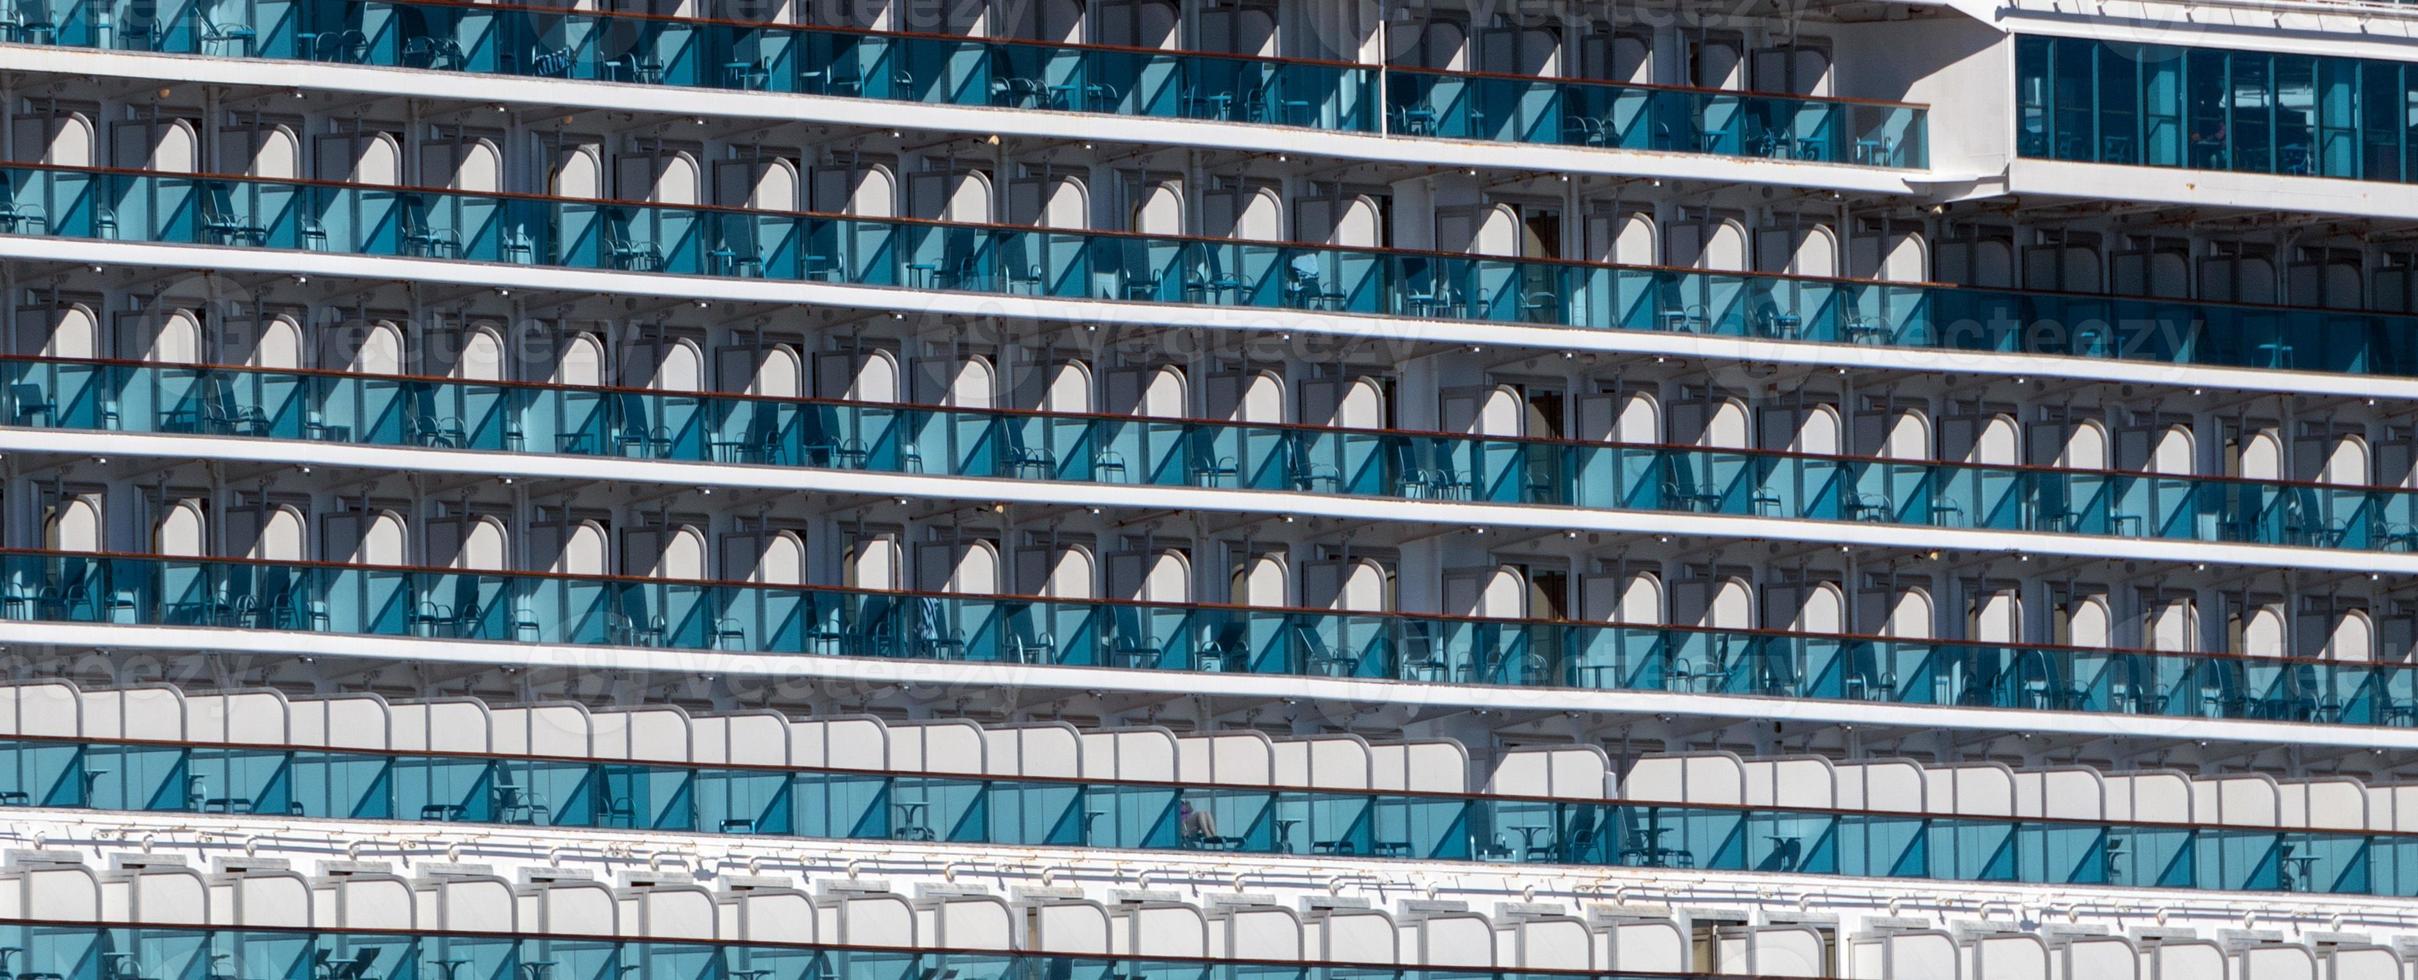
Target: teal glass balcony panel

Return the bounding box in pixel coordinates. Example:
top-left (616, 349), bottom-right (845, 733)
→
top-left (8, 355), bottom-right (2418, 555)
top-left (0, 921), bottom-right (1744, 980)
top-left (3, 549), bottom-right (2412, 729)
top-left (2017, 35), bottom-right (2418, 186)
top-left (3, 0), bottom-right (1385, 127)
top-left (0, 163), bottom-right (2406, 378)
top-left (0, 734), bottom-right (2407, 894)
top-left (1386, 68), bottom-right (1925, 168)
top-left (0, 0), bottom-right (1943, 167)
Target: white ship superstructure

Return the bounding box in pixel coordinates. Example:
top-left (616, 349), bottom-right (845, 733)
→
top-left (0, 0), bottom-right (2414, 975)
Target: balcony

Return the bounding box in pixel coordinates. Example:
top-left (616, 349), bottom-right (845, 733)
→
top-left (3, 550), bottom-right (2411, 727)
top-left (1387, 67), bottom-right (1923, 167)
top-left (0, 0), bottom-right (1930, 168)
top-left (0, 726), bottom-right (2408, 892)
top-left (0, 922), bottom-right (1701, 980)
top-left (0, 164), bottom-right (2395, 378)
top-left (6, 356), bottom-right (2414, 555)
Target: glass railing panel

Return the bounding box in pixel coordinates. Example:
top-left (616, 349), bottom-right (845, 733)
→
top-left (37, 165), bottom-right (2418, 381)
top-left (1089, 782), bottom-right (1180, 849)
top-left (9, 551), bottom-right (2418, 729)
top-left (389, 753), bottom-right (496, 822)
top-left (16, 736), bottom-right (2418, 894)
top-left (793, 771), bottom-right (885, 840)
top-left (8, 0), bottom-right (1944, 165)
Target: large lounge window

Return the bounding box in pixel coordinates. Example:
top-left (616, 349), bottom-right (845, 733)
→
top-left (2015, 35), bottom-right (2418, 183)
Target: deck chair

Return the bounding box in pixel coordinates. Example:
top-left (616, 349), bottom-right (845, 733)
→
top-left (200, 184), bottom-right (267, 246)
top-left (198, 376), bottom-right (273, 436)
top-left (9, 381), bottom-right (56, 427)
top-left (1106, 605), bottom-right (1158, 668)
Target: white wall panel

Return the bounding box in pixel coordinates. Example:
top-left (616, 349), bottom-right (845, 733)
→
top-left (188, 690), bottom-right (287, 744)
top-left (593, 706), bottom-right (691, 763)
top-left (294, 694), bottom-right (389, 750)
top-left (328, 876), bottom-right (413, 930)
top-left (2327, 947), bottom-right (2401, 980)
top-left (433, 877), bottom-right (514, 932)
top-left (1931, 764), bottom-right (2016, 816)
top-left (1399, 741), bottom-right (1470, 793)
top-left (1304, 736), bottom-right (1373, 790)
top-left (1624, 752), bottom-right (1744, 805)
top-left (2282, 778), bottom-right (2367, 830)
top-left (985, 724), bottom-right (1082, 778)
top-left (2, 681), bottom-right (80, 736)
top-left (525, 881), bottom-right (614, 935)
top-left (1508, 918), bottom-right (1592, 970)
top-left (2143, 941), bottom-right (2224, 979)
top-left (1847, 932), bottom-right (1954, 979)
top-left (832, 894), bottom-right (916, 946)
top-left (929, 896), bottom-right (1013, 949)
top-left (1832, 759), bottom-right (1923, 812)
top-left (1417, 915), bottom-right (1495, 967)
top-left (2372, 784), bottom-right (2418, 832)
top-left (793, 717), bottom-right (888, 771)
top-left (1971, 934), bottom-right (2046, 980)
top-left (2034, 768), bottom-right (2105, 820)
top-left (1486, 747), bottom-right (1610, 800)
top-left (1744, 926), bottom-right (1827, 977)
top-left (1121, 905), bottom-right (1208, 957)
top-left (731, 889), bottom-right (815, 943)
top-left (892, 720), bottom-right (986, 774)
top-left (1606, 920), bottom-right (1686, 973)
top-left (2106, 771), bottom-right (2193, 823)
top-left (126, 868), bottom-right (208, 926)
top-left (227, 873), bottom-right (311, 927)
top-left (1180, 732), bottom-right (1274, 786)
top-left (625, 886), bottom-right (717, 939)
top-left (1744, 757), bottom-right (1837, 809)
top-left (428, 701), bottom-right (493, 753)
top-left (1033, 901), bottom-right (1111, 953)
top-left (2196, 774), bottom-right (2280, 827)
top-left (705, 714), bottom-right (790, 767)
top-left (128, 688), bottom-right (186, 740)
top-left (2060, 937), bottom-right (2136, 979)
top-left (1080, 730), bottom-right (1177, 781)
top-left (1219, 908), bottom-right (1300, 961)
top-left (1313, 910), bottom-right (1396, 964)
top-left (25, 867), bottom-right (99, 922)
top-left (2238, 945), bottom-right (2316, 980)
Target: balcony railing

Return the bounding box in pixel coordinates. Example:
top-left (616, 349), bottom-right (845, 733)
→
top-left (7, 355), bottom-right (2417, 554)
top-left (0, 920), bottom-right (1705, 980)
top-left (1387, 67), bottom-right (1922, 166)
top-left (0, 163), bottom-right (2399, 378)
top-left (3, 550), bottom-right (2409, 728)
top-left (0, 0), bottom-right (1928, 167)
top-left (0, 733), bottom-right (2412, 892)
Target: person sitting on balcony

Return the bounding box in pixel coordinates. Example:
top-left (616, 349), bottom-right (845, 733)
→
top-left (1178, 799), bottom-right (1221, 847)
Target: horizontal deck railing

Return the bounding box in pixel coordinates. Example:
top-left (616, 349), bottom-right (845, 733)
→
top-left (2, 550), bottom-right (2409, 729)
top-left (0, 919), bottom-right (1735, 980)
top-left (6, 355), bottom-right (2415, 553)
top-left (0, 164), bottom-right (2405, 378)
top-left (0, 0), bottom-right (1926, 166)
top-left (0, 733), bottom-right (2411, 892)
